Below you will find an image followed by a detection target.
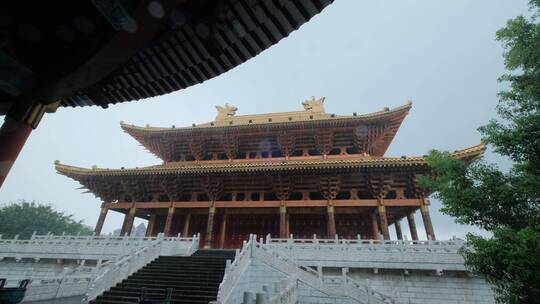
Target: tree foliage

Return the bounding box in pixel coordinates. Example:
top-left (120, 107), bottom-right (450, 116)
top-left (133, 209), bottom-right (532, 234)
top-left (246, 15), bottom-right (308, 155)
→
top-left (420, 1), bottom-right (540, 303)
top-left (0, 201), bottom-right (93, 239)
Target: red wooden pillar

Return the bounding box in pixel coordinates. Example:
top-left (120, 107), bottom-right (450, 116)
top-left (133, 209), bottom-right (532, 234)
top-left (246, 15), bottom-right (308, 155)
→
top-left (204, 206), bottom-right (216, 248)
top-left (327, 205), bottom-right (336, 238)
top-left (219, 211), bottom-right (227, 248)
top-left (0, 101), bottom-right (57, 189)
top-left (146, 214), bottom-right (157, 237)
top-left (377, 203), bottom-right (390, 240)
top-left (94, 207), bottom-right (108, 236)
top-left (279, 205), bottom-right (288, 238)
top-left (121, 206), bottom-right (136, 236)
top-left (370, 211), bottom-right (380, 239)
top-left (285, 212), bottom-right (290, 236)
top-left (407, 212), bottom-right (419, 240)
top-left (395, 220), bottom-right (403, 240)
top-left (421, 200), bottom-right (436, 240)
top-left (182, 212), bottom-right (191, 236)
top-left (0, 117), bottom-right (33, 188)
top-left (163, 206), bottom-right (175, 237)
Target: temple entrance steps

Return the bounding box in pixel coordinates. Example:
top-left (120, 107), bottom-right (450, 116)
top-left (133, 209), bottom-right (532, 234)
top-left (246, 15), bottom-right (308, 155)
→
top-left (89, 250), bottom-right (235, 304)
top-left (192, 249), bottom-right (237, 260)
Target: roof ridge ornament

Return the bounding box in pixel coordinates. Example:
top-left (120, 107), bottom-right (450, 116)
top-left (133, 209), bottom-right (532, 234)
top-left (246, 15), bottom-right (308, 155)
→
top-left (215, 103), bottom-right (238, 121)
top-left (302, 96), bottom-right (325, 113)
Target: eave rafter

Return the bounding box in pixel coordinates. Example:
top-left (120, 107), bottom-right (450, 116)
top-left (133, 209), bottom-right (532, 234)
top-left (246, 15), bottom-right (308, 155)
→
top-left (55, 144), bottom-right (485, 203)
top-left (55, 143), bottom-right (484, 177)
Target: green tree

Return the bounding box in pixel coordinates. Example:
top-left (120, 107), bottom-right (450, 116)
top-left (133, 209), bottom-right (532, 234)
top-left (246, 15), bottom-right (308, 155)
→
top-left (420, 1), bottom-right (540, 303)
top-left (0, 201), bottom-right (93, 239)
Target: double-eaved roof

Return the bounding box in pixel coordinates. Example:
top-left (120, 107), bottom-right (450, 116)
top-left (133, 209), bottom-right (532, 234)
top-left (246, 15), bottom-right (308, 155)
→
top-left (56, 143), bottom-right (485, 178)
top-left (56, 99), bottom-right (485, 187)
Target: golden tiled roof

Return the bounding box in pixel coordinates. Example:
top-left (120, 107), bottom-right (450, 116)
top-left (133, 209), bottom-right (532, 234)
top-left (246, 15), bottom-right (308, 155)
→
top-left (55, 143), bottom-right (485, 177)
top-left (120, 98), bottom-right (412, 133)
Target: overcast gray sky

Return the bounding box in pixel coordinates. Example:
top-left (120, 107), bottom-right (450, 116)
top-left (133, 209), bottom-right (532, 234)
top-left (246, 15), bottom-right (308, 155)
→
top-left (0, 0), bottom-right (529, 239)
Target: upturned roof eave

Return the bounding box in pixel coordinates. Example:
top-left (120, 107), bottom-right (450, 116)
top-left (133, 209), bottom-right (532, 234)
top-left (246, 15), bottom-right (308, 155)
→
top-left (54, 143), bottom-right (485, 178)
top-left (119, 102), bottom-right (412, 136)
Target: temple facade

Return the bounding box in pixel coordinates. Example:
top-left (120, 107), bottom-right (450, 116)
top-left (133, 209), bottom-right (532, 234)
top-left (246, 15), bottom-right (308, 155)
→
top-left (56, 98), bottom-right (484, 248)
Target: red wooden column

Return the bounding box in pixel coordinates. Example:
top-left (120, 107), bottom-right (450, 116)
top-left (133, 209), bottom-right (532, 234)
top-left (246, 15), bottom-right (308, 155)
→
top-left (182, 212), bottom-right (191, 236)
top-left (0, 117), bottom-right (32, 188)
top-left (146, 214), bottom-right (157, 237)
top-left (0, 101), bottom-right (59, 189)
top-left (394, 220), bottom-right (403, 240)
top-left (327, 205), bottom-right (336, 238)
top-left (163, 205), bottom-right (175, 236)
top-left (370, 211), bottom-right (380, 239)
top-left (407, 212), bottom-right (419, 240)
top-left (368, 175), bottom-right (390, 240)
top-left (272, 176), bottom-right (293, 238)
top-left (279, 205), bottom-right (288, 238)
top-left (204, 206), bottom-right (216, 248)
top-left (94, 207), bottom-right (108, 236)
top-left (285, 212), bottom-right (290, 236)
top-left (319, 176), bottom-right (340, 239)
top-left (420, 199), bottom-right (436, 240)
top-left (121, 205), bottom-right (136, 236)
top-left (219, 211), bottom-right (227, 248)
top-left (377, 204), bottom-right (390, 240)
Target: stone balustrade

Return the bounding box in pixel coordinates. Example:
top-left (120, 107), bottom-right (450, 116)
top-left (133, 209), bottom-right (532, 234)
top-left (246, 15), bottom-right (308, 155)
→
top-left (240, 276), bottom-right (298, 304)
top-left (263, 235), bottom-right (466, 272)
top-left (0, 233), bottom-right (200, 303)
top-left (0, 232), bottom-right (196, 261)
top-left (216, 235), bottom-right (394, 304)
top-left (85, 234), bottom-right (199, 301)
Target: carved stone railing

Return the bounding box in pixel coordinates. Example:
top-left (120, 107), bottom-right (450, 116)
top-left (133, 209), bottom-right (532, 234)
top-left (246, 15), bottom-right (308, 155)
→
top-left (253, 238), bottom-right (392, 304)
top-left (322, 271), bottom-right (395, 304)
top-left (215, 238), bottom-right (253, 303)
top-left (216, 235), bottom-right (394, 304)
top-left (240, 276), bottom-right (298, 304)
top-left (0, 233), bottom-right (198, 302)
top-left (0, 233), bottom-right (194, 260)
top-left (3, 273), bottom-right (93, 302)
top-left (264, 235), bottom-right (466, 272)
top-left (84, 233), bottom-right (199, 302)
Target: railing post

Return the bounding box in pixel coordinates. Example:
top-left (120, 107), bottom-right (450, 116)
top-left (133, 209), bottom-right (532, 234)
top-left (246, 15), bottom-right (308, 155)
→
top-left (243, 291), bottom-right (255, 304)
top-left (366, 279), bottom-right (373, 304)
top-left (341, 267), bottom-right (349, 284)
top-left (225, 259), bottom-right (231, 275)
top-left (255, 292), bottom-right (268, 304)
top-left (317, 265), bottom-right (323, 286)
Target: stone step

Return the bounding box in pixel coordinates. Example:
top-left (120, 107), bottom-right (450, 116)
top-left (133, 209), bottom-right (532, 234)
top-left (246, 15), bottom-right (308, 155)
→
top-left (138, 266), bottom-right (225, 272)
top-left (116, 283), bottom-right (218, 292)
top-left (97, 293), bottom-right (215, 302)
top-left (123, 274), bottom-right (223, 282)
top-left (90, 250), bottom-right (234, 303)
top-left (108, 287), bottom-right (217, 296)
top-left (128, 274), bottom-right (224, 282)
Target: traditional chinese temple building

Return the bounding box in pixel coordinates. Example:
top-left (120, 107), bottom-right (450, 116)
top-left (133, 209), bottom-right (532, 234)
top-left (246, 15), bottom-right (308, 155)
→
top-left (56, 98), bottom-right (484, 248)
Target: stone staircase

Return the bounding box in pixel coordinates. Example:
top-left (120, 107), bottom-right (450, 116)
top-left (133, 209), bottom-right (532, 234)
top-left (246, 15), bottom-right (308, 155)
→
top-left (89, 250), bottom-right (235, 304)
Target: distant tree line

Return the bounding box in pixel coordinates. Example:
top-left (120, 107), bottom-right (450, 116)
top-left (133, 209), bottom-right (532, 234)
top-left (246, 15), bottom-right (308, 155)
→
top-left (0, 200), bottom-right (93, 239)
